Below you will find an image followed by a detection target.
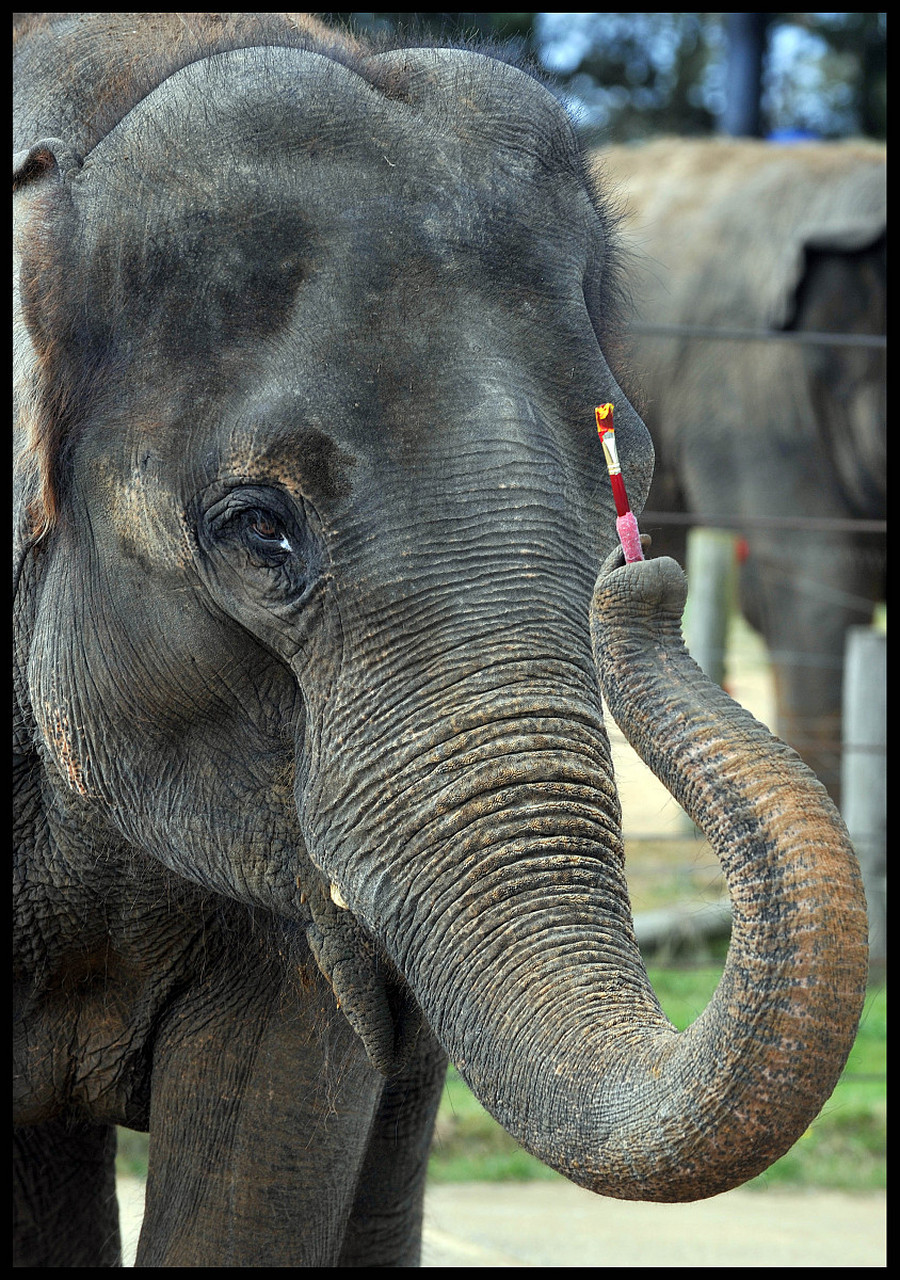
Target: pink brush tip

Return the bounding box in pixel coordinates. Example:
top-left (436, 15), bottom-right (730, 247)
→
top-left (616, 511), bottom-right (645, 563)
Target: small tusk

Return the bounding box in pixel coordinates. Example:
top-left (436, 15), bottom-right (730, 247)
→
top-left (330, 882), bottom-right (349, 910)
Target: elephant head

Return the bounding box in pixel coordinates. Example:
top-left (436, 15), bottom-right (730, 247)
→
top-left (14, 40), bottom-right (867, 1205)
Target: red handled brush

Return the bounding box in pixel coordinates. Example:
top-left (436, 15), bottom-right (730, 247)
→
top-left (595, 403), bottom-right (645, 563)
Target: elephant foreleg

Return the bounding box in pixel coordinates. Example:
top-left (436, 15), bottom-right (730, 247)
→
top-left (14, 1116), bottom-right (121, 1267)
top-left (338, 1033), bottom-right (448, 1267)
top-left (739, 532), bottom-right (883, 804)
top-left (137, 951), bottom-right (385, 1267)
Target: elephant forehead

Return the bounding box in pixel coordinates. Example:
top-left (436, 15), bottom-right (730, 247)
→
top-left (70, 44), bottom-right (588, 288)
top-left (40, 44), bottom-right (618, 517)
top-left (56, 45), bottom-right (603, 449)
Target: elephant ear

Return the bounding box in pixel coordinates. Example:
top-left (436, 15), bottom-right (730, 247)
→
top-left (14, 137), bottom-right (83, 191)
top-left (14, 138), bottom-right (84, 554)
top-left (763, 163), bottom-right (886, 330)
top-left (771, 215), bottom-right (886, 331)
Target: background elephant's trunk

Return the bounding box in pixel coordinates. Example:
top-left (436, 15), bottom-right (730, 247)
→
top-left (301, 552), bottom-right (868, 1202)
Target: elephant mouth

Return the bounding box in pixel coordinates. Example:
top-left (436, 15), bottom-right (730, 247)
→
top-left (302, 865), bottom-right (428, 1075)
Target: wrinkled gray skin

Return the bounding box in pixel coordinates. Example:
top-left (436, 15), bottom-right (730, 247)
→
top-left (597, 139), bottom-right (886, 803)
top-left (14, 15), bottom-right (867, 1269)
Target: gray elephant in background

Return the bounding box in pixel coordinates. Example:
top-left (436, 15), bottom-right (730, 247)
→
top-left (596, 138), bottom-right (886, 803)
top-left (14, 14), bottom-right (868, 1268)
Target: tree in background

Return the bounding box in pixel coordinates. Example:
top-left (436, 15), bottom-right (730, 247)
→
top-left (335, 12), bottom-right (886, 142)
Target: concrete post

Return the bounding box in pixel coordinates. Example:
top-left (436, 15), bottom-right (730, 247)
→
top-left (841, 627), bottom-right (886, 964)
top-left (674, 528), bottom-right (740, 833)
top-left (683, 528), bottom-right (739, 689)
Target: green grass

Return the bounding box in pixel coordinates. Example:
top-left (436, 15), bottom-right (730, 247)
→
top-left (427, 972), bottom-right (886, 1192)
top-left (116, 973), bottom-right (885, 1193)
top-left (115, 1127), bottom-right (151, 1180)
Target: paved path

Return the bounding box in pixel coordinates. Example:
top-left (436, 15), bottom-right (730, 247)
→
top-left (421, 1182), bottom-right (885, 1267)
top-left (117, 1178), bottom-right (885, 1267)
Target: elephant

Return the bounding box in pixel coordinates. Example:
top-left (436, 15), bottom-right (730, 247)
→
top-left (595, 138), bottom-right (886, 804)
top-left (14, 13), bottom-right (868, 1269)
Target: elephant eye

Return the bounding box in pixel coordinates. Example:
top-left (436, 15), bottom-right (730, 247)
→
top-left (200, 486), bottom-right (307, 579)
top-left (246, 510), bottom-right (293, 554)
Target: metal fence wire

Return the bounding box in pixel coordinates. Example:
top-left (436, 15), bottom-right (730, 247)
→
top-left (628, 322), bottom-right (886, 349)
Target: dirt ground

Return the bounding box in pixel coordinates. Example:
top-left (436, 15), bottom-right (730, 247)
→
top-left (116, 1176), bottom-right (886, 1267)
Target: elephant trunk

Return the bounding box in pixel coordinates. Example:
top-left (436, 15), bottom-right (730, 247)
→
top-left (303, 552), bottom-right (868, 1202)
top-left (579, 551), bottom-right (869, 1198)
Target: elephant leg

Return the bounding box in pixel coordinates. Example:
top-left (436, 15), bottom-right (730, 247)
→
top-left (739, 533), bottom-right (882, 805)
top-left (338, 1034), bottom-right (448, 1267)
top-left (14, 1116), bottom-right (120, 1267)
top-left (137, 951), bottom-right (385, 1267)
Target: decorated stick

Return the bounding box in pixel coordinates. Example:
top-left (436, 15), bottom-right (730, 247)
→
top-left (595, 403), bottom-right (645, 563)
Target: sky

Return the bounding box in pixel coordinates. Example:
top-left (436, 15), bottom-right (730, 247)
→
top-left (532, 12), bottom-right (879, 138)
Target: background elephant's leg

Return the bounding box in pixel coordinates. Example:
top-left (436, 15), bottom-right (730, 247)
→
top-left (338, 1034), bottom-right (448, 1266)
top-left (13, 1117), bottom-right (120, 1267)
top-left (740, 534), bottom-right (882, 804)
top-left (138, 951), bottom-right (384, 1267)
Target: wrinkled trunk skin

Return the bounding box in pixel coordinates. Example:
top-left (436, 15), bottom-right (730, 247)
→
top-left (585, 552), bottom-right (868, 1198)
top-left (308, 551), bottom-right (867, 1204)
